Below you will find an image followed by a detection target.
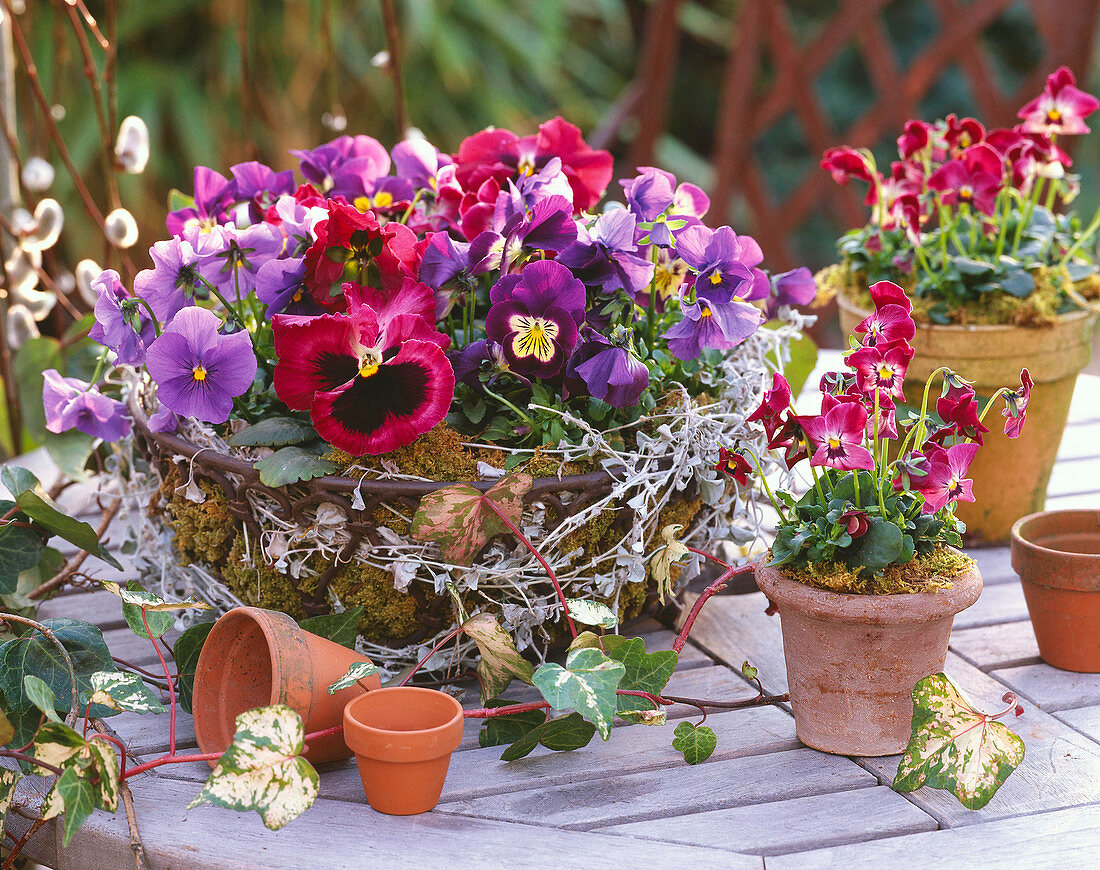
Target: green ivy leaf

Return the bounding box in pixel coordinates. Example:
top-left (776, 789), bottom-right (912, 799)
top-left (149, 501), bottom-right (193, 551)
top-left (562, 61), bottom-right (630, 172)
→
top-left (462, 612), bottom-right (535, 702)
top-left (42, 765), bottom-right (95, 847)
top-left (564, 599), bottom-right (619, 629)
top-left (32, 720), bottom-right (87, 769)
top-left (326, 661), bottom-right (379, 695)
top-left (35, 723), bottom-right (118, 845)
top-left (254, 446), bottom-right (341, 487)
top-left (173, 621), bottom-right (215, 715)
top-left (409, 472), bottom-right (533, 565)
top-left (601, 636), bottom-right (677, 715)
top-left (672, 720), bottom-right (718, 765)
top-left (500, 712), bottom-right (596, 761)
top-left (478, 703), bottom-right (547, 749)
top-left (188, 705), bottom-right (320, 830)
top-left (532, 647), bottom-right (625, 740)
top-left (23, 674), bottom-right (62, 723)
top-left (893, 673), bottom-right (1025, 810)
top-left (13, 490), bottom-right (121, 569)
top-left (101, 580), bottom-right (213, 613)
top-left (741, 661), bottom-right (759, 681)
top-left (0, 522), bottom-right (45, 596)
top-left (0, 466), bottom-right (43, 499)
top-left (227, 417), bottom-right (317, 447)
top-left (44, 430), bottom-right (97, 483)
top-left (82, 671), bottom-right (167, 714)
top-left (299, 606), bottom-right (363, 650)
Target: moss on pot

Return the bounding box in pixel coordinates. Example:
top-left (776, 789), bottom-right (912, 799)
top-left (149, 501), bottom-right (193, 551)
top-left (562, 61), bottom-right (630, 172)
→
top-left (785, 546), bottom-right (974, 595)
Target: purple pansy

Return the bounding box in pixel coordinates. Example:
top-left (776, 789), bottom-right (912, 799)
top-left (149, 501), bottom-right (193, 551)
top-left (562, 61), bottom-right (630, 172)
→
top-left (291, 135), bottom-right (391, 200)
top-left (673, 225), bottom-right (756, 301)
top-left (166, 166), bottom-right (236, 236)
top-left (392, 138), bottom-right (451, 190)
top-left (197, 222), bottom-right (284, 298)
top-left (485, 259), bottom-right (585, 378)
top-left (134, 236), bottom-right (207, 322)
top-left (255, 257), bottom-right (321, 316)
top-left (566, 329), bottom-right (649, 408)
top-left (230, 160), bottom-right (296, 223)
top-left (662, 290), bottom-right (764, 361)
top-left (556, 209), bottom-right (655, 296)
top-left (88, 269), bottom-right (155, 366)
top-left (763, 267), bottom-right (817, 319)
top-left (42, 370), bottom-right (131, 441)
top-left (145, 307), bottom-right (258, 424)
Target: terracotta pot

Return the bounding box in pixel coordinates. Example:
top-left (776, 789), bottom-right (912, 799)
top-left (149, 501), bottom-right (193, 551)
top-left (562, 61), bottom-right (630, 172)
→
top-left (1012, 510), bottom-right (1100, 672)
top-left (343, 687), bottom-right (463, 815)
top-left (839, 294), bottom-right (1097, 544)
top-left (192, 606), bottom-right (381, 765)
top-left (756, 562), bottom-right (983, 756)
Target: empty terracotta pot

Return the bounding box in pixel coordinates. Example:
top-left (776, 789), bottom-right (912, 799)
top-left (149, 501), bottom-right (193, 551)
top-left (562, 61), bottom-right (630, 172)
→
top-left (1012, 509), bottom-right (1100, 672)
top-left (192, 606), bottom-right (381, 765)
top-left (756, 562), bottom-right (983, 756)
top-left (343, 686), bottom-right (464, 815)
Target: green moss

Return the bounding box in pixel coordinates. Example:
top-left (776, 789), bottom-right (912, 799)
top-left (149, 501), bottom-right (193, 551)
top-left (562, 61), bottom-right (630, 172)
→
top-left (161, 467), bottom-right (237, 565)
top-left (328, 561), bottom-right (426, 642)
top-left (324, 424), bottom-right (497, 480)
top-left (221, 534), bottom-right (315, 620)
top-left (786, 546), bottom-right (974, 595)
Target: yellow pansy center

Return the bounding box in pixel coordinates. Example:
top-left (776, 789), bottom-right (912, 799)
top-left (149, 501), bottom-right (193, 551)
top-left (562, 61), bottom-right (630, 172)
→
top-left (508, 314), bottom-right (559, 363)
top-left (709, 270), bottom-right (723, 285)
top-left (1048, 108), bottom-right (1062, 123)
top-left (828, 436), bottom-right (842, 451)
top-left (192, 365), bottom-right (207, 382)
top-left (877, 364), bottom-right (895, 382)
top-left (700, 304), bottom-right (713, 318)
top-left (958, 185), bottom-right (973, 201)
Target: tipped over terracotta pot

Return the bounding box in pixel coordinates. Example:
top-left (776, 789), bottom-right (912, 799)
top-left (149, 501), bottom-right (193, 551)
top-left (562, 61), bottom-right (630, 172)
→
top-left (757, 562), bottom-right (983, 756)
top-left (1012, 509), bottom-right (1100, 672)
top-left (343, 686), bottom-right (464, 815)
top-left (192, 606), bottom-right (381, 765)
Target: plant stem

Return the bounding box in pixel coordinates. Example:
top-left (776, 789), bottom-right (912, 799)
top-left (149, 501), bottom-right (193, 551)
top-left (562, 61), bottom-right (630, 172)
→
top-left (1059, 202), bottom-right (1100, 267)
top-left (806, 457), bottom-right (828, 508)
top-left (684, 545), bottom-right (729, 568)
top-left (399, 625), bottom-right (465, 686)
top-left (140, 608), bottom-right (176, 756)
top-left (645, 244), bottom-right (659, 357)
top-left (674, 562), bottom-right (758, 653)
top-left (912, 366), bottom-right (953, 451)
top-left (873, 389), bottom-right (886, 516)
top-left (0, 749), bottom-right (62, 777)
top-left (977, 387), bottom-right (1010, 424)
top-left (481, 385), bottom-right (533, 428)
top-left (743, 451), bottom-right (788, 523)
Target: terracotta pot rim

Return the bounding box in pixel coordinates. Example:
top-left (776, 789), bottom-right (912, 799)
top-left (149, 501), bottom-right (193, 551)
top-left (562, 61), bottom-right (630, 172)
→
top-left (837, 290), bottom-right (1098, 333)
top-left (344, 687), bottom-right (463, 740)
top-left (1012, 510), bottom-right (1100, 594)
top-left (1012, 510), bottom-right (1100, 556)
top-left (755, 562), bottom-right (983, 625)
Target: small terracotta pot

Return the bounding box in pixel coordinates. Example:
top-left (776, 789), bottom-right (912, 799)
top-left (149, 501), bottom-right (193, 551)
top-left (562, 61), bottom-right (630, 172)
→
top-left (1012, 510), bottom-right (1100, 672)
top-left (756, 562), bottom-right (983, 756)
top-left (192, 607), bottom-right (381, 765)
top-left (839, 294), bottom-right (1097, 544)
top-left (343, 687), bottom-right (463, 815)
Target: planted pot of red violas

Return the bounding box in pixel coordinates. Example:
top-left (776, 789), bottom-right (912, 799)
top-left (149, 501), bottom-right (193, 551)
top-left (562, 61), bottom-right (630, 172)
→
top-left (739, 280), bottom-right (1031, 755)
top-left (819, 66), bottom-right (1100, 544)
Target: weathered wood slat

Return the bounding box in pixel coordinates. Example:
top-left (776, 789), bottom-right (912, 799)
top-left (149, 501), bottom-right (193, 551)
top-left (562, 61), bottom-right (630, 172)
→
top-left (965, 546), bottom-right (1015, 585)
top-left (858, 653), bottom-right (1100, 827)
top-left (37, 777), bottom-right (765, 870)
top-left (433, 748), bottom-right (875, 830)
top-left (989, 663), bottom-right (1100, 712)
top-left (106, 709), bottom-right (197, 756)
top-left (103, 625), bottom-right (180, 668)
top-left (1055, 704), bottom-right (1100, 741)
top-left (765, 804), bottom-right (1100, 870)
top-left (1056, 421), bottom-right (1100, 458)
top-left (599, 786), bottom-right (937, 855)
top-left (36, 589), bottom-right (128, 631)
top-left (950, 582), bottom-right (1029, 630)
top-left (949, 621), bottom-right (1041, 672)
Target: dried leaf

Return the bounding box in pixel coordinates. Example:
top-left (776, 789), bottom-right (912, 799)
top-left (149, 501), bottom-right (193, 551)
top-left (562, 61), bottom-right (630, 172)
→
top-left (463, 612), bottom-right (535, 702)
top-left (650, 524), bottom-right (689, 601)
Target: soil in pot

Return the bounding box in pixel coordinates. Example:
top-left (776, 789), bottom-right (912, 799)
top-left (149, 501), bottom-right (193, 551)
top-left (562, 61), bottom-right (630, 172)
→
top-left (756, 561), bottom-right (983, 756)
top-left (192, 607), bottom-right (381, 765)
top-left (343, 686), bottom-right (464, 815)
top-left (1012, 509), bottom-right (1100, 672)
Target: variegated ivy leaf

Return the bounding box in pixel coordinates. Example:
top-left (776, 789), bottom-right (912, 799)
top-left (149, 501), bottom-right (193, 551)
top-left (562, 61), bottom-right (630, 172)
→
top-left (567, 630), bottom-right (602, 652)
top-left (326, 661), bottom-right (379, 695)
top-left (83, 671), bottom-right (167, 714)
top-left (42, 765), bottom-right (95, 847)
top-left (618, 708), bottom-right (667, 726)
top-left (602, 635), bottom-right (678, 715)
top-left (649, 524), bottom-right (689, 601)
top-left (564, 599), bottom-right (619, 629)
top-left (39, 734), bottom-right (119, 846)
top-left (893, 673), bottom-right (1025, 810)
top-left (532, 647), bottom-right (625, 740)
top-left (188, 705), bottom-right (319, 831)
top-left (101, 580), bottom-right (213, 612)
top-left (409, 472), bottom-right (532, 565)
top-left (0, 768), bottom-right (22, 832)
top-left (32, 720), bottom-right (86, 770)
top-left (463, 612), bottom-right (535, 702)
top-left (672, 720), bottom-right (717, 765)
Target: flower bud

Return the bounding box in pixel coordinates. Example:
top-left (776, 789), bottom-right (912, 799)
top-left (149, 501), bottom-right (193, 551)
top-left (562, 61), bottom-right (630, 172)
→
top-left (4, 247), bottom-right (41, 296)
top-left (75, 258), bottom-right (103, 307)
top-left (20, 156), bottom-right (55, 191)
top-left (55, 269), bottom-right (76, 294)
top-left (104, 207), bottom-right (139, 248)
top-left (20, 198), bottom-right (64, 252)
top-left (114, 115), bottom-right (150, 174)
top-left (11, 282), bottom-right (56, 319)
top-left (5, 305), bottom-right (40, 350)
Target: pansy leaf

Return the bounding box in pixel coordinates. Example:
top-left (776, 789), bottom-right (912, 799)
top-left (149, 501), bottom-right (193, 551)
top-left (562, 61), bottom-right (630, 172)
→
top-left (101, 580), bottom-right (213, 613)
top-left (410, 472), bottom-right (533, 565)
top-left (892, 673), bottom-right (1025, 810)
top-left (499, 712), bottom-right (596, 761)
top-left (117, 581), bottom-right (174, 639)
top-left (326, 661), bottom-right (378, 695)
top-left (650, 524), bottom-right (689, 601)
top-left (299, 606), bottom-right (364, 650)
top-left (227, 417), bottom-right (317, 448)
top-left (601, 636), bottom-right (677, 715)
top-left (23, 674), bottom-right (62, 723)
top-left (672, 720), bottom-right (718, 765)
top-left (82, 671), bottom-right (167, 714)
top-left (0, 522), bottom-right (45, 596)
top-left (462, 612), bottom-right (535, 702)
top-left (564, 599), bottom-right (619, 629)
top-left (188, 705), bottom-right (319, 830)
top-left (13, 489), bottom-right (121, 569)
top-left (531, 647), bottom-right (625, 740)
top-left (173, 621), bottom-right (215, 715)
top-left (254, 446), bottom-right (341, 488)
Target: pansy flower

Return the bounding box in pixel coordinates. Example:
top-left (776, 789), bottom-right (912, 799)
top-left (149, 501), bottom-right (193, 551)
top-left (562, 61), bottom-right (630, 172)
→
top-left (291, 135), bottom-right (391, 200)
top-left (166, 166), bottom-right (236, 236)
top-left (230, 160), bottom-right (296, 223)
top-left (897, 120), bottom-right (932, 161)
top-left (272, 297), bottom-right (453, 455)
top-left (1002, 368), bottom-right (1034, 439)
top-left (1018, 66), bottom-right (1100, 137)
top-left (820, 146), bottom-right (874, 185)
top-left (392, 137), bottom-right (452, 191)
top-left (673, 225), bottom-right (754, 300)
top-left (913, 443), bottom-right (979, 514)
top-left (714, 447), bottom-right (752, 485)
top-left (198, 222), bottom-right (284, 299)
top-left (868, 280), bottom-right (913, 314)
top-left (42, 370), bottom-right (130, 441)
top-left (936, 378), bottom-right (988, 444)
top-left (747, 372), bottom-right (793, 442)
top-left (145, 307), bottom-right (258, 424)
top-left (848, 342), bottom-right (914, 400)
top-left (484, 259), bottom-right (585, 378)
top-left (943, 114), bottom-right (985, 155)
top-left (662, 288), bottom-right (764, 361)
top-left (565, 328), bottom-right (649, 409)
top-left (801, 403), bottom-right (875, 471)
top-left (927, 144), bottom-right (1003, 214)
top-left (854, 303), bottom-right (915, 349)
top-left (134, 236), bottom-right (207, 322)
top-left (763, 267), bottom-right (817, 319)
top-left (838, 508), bottom-right (870, 539)
top-left (556, 209), bottom-right (654, 296)
top-left (89, 269), bottom-right (155, 366)
top-left (255, 257), bottom-right (322, 316)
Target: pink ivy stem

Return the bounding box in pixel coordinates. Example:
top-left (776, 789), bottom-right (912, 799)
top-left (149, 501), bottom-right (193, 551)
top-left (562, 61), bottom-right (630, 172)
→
top-left (673, 561), bottom-right (759, 653)
top-left (685, 546), bottom-right (730, 568)
top-left (482, 499), bottom-right (577, 639)
top-left (463, 701), bottom-right (551, 719)
top-left (88, 732), bottom-right (128, 778)
top-left (399, 625), bottom-right (466, 687)
top-left (140, 608), bottom-right (177, 756)
top-left (122, 751), bottom-right (223, 779)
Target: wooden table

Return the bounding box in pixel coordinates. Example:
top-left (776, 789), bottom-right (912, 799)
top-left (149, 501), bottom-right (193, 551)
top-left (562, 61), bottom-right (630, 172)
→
top-left (8, 372), bottom-right (1100, 869)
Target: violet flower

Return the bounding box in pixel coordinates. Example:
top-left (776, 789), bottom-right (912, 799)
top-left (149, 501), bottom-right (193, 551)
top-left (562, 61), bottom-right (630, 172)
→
top-left (662, 289), bottom-right (764, 361)
top-left (145, 307), bottom-right (258, 424)
top-left (230, 160), bottom-right (296, 223)
top-left (1018, 66), bottom-right (1100, 137)
top-left (42, 370), bottom-right (130, 441)
top-left (392, 137), bottom-right (451, 190)
top-left (291, 135), bottom-right (391, 200)
top-left (134, 236), bottom-right (206, 322)
top-left (566, 329), bottom-right (649, 408)
top-left (763, 267), bottom-right (817, 319)
top-left (854, 303), bottom-right (915, 349)
top-left (936, 380), bottom-right (988, 444)
top-left (801, 403), bottom-right (875, 471)
top-left (927, 145), bottom-right (1003, 215)
top-left (556, 208), bottom-right (654, 296)
top-left (88, 269), bottom-right (155, 366)
top-left (848, 342), bottom-right (914, 400)
top-left (255, 257), bottom-right (321, 316)
top-left (714, 447), bottom-right (751, 485)
top-left (673, 225), bottom-right (757, 301)
top-left (166, 166), bottom-right (236, 236)
top-left (1002, 368), bottom-right (1034, 439)
top-left (199, 222), bottom-right (284, 299)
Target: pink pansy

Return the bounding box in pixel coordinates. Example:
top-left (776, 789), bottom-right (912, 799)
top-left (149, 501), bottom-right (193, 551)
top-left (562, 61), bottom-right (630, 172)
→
top-left (855, 303), bottom-right (916, 349)
top-left (927, 144), bottom-right (1003, 214)
top-left (820, 147), bottom-right (874, 185)
top-left (1002, 368), bottom-right (1034, 439)
top-left (897, 120), bottom-right (932, 160)
top-left (936, 378), bottom-right (988, 444)
top-left (1018, 66), bottom-right (1100, 137)
top-left (848, 342), bottom-right (914, 400)
top-left (868, 280), bottom-right (913, 314)
top-left (747, 372), bottom-right (793, 443)
top-left (802, 403), bottom-right (875, 471)
top-left (943, 114), bottom-right (985, 154)
top-left (914, 443), bottom-right (979, 514)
